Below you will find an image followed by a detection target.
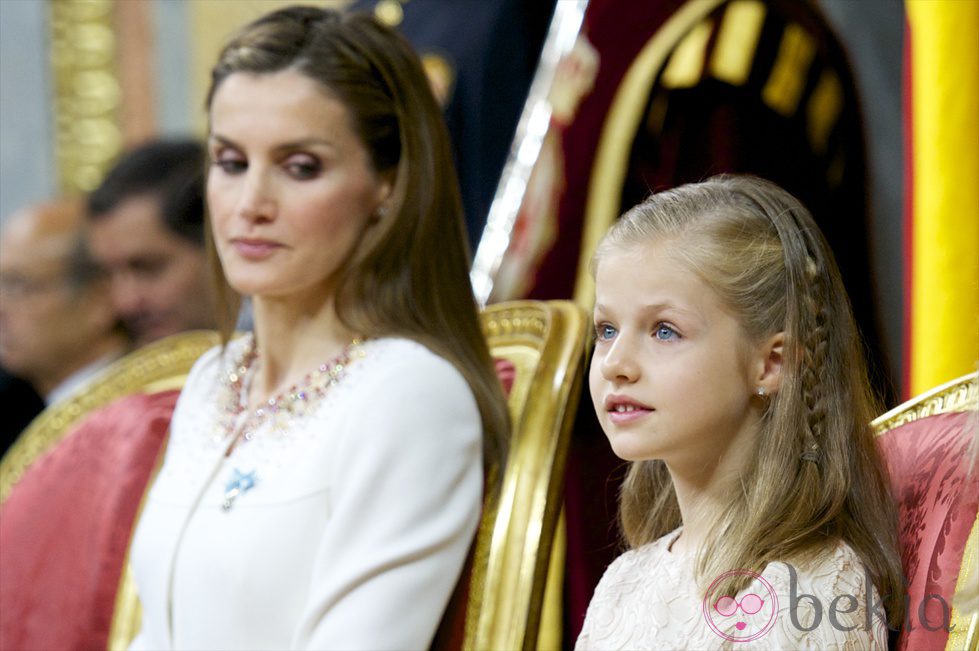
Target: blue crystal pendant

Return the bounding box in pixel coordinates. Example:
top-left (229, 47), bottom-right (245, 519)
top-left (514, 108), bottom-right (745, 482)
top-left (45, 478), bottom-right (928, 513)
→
top-left (222, 468), bottom-right (257, 511)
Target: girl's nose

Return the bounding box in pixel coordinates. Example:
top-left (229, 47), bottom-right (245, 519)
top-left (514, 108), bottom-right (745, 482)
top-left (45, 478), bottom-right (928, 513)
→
top-left (600, 336), bottom-right (640, 383)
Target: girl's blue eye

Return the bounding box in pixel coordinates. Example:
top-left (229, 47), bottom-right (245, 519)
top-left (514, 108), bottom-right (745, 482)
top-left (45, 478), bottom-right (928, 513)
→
top-left (595, 323), bottom-right (617, 341)
top-left (654, 324), bottom-right (678, 341)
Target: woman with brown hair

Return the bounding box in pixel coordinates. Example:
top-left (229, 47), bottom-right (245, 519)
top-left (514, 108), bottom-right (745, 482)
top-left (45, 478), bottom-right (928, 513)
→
top-left (127, 7), bottom-right (508, 649)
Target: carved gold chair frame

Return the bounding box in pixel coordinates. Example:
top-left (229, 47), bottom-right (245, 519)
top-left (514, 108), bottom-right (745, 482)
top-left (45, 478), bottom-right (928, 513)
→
top-left (0, 331), bottom-right (220, 504)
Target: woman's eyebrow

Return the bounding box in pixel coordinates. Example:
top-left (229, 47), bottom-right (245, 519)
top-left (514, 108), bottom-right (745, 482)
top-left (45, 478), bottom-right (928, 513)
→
top-left (207, 134), bottom-right (339, 151)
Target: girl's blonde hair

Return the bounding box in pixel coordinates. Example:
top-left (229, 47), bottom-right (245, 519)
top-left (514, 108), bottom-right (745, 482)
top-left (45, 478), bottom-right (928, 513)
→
top-left (594, 174), bottom-right (904, 627)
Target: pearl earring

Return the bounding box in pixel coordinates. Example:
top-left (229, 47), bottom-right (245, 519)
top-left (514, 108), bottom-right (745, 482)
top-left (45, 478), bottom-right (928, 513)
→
top-left (755, 387), bottom-right (766, 397)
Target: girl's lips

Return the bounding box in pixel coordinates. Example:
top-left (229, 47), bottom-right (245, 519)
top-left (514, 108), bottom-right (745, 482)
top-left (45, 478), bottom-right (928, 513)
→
top-left (231, 238), bottom-right (283, 259)
top-left (607, 405), bottom-right (653, 424)
top-left (604, 395), bottom-right (654, 424)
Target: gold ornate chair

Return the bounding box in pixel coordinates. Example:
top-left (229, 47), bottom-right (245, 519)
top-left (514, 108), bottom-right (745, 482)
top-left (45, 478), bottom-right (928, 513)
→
top-left (0, 331), bottom-right (219, 651)
top-left (0, 301), bottom-right (589, 651)
top-left (464, 299), bottom-right (590, 651)
top-left (0, 331), bottom-right (219, 503)
top-left (873, 372), bottom-right (979, 651)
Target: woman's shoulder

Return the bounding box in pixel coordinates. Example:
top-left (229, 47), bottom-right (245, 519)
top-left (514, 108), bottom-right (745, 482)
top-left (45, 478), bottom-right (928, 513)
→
top-left (358, 337), bottom-right (472, 396)
top-left (362, 336), bottom-right (453, 367)
top-left (171, 336), bottom-right (254, 427)
top-left (180, 335), bottom-right (250, 391)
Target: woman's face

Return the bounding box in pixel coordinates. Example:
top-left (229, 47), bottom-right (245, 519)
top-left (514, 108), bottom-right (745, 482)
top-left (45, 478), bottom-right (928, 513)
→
top-left (207, 69), bottom-right (390, 303)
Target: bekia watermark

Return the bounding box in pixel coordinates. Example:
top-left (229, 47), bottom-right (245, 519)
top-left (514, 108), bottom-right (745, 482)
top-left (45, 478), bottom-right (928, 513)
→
top-left (702, 569), bottom-right (779, 642)
top-left (701, 565), bottom-right (953, 642)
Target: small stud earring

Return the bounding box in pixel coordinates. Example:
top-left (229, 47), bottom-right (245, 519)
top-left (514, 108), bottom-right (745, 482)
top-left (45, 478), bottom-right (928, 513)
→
top-left (755, 387), bottom-right (766, 397)
top-left (375, 205), bottom-right (388, 219)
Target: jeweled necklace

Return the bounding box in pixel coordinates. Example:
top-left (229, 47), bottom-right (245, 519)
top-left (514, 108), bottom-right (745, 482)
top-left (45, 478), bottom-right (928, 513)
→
top-left (217, 335), bottom-right (365, 510)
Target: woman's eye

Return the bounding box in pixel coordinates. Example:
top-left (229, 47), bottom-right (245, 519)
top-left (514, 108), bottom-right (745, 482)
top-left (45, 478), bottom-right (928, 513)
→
top-left (654, 324), bottom-right (679, 341)
top-left (285, 157), bottom-right (321, 180)
top-left (214, 157), bottom-right (246, 174)
top-left (595, 323), bottom-right (617, 342)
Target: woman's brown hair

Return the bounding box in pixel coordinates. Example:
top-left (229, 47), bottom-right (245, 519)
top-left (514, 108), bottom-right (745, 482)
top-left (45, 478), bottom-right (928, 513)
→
top-left (205, 6), bottom-right (508, 476)
top-left (594, 174), bottom-right (905, 627)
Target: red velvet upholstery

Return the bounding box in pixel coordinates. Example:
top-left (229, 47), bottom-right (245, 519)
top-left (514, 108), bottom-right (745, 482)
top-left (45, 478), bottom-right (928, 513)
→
top-left (494, 357), bottom-right (516, 397)
top-left (0, 391), bottom-right (177, 651)
top-left (878, 411), bottom-right (979, 650)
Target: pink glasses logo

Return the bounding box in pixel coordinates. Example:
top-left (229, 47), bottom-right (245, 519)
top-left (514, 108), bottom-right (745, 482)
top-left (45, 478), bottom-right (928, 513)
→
top-left (702, 570), bottom-right (779, 642)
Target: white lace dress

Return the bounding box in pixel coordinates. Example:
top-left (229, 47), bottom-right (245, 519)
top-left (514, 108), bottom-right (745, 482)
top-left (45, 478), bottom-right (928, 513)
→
top-left (577, 529), bottom-right (888, 650)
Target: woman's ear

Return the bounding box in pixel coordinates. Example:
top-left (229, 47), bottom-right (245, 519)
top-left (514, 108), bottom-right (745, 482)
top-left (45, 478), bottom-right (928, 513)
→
top-left (754, 331), bottom-right (784, 395)
top-left (375, 171), bottom-right (395, 208)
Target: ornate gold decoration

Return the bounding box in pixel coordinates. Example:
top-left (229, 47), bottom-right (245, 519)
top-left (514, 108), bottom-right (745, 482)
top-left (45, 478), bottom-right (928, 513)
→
top-left (660, 20), bottom-right (713, 90)
top-left (710, 0), bottom-right (767, 86)
top-left (807, 71), bottom-right (842, 155)
top-left (948, 518), bottom-right (978, 651)
top-left (108, 557), bottom-right (144, 651)
top-left (421, 53), bottom-right (455, 106)
top-left (468, 300), bottom-right (590, 650)
top-left (872, 371), bottom-right (978, 434)
top-left (0, 331), bottom-right (219, 503)
top-left (761, 22), bottom-right (816, 117)
top-left (374, 0), bottom-right (405, 27)
top-left (49, 0), bottom-right (124, 194)
top-left (573, 0), bottom-right (726, 308)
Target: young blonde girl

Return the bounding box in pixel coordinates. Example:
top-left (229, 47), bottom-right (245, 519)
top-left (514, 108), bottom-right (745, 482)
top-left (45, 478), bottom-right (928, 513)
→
top-left (578, 175), bottom-right (904, 649)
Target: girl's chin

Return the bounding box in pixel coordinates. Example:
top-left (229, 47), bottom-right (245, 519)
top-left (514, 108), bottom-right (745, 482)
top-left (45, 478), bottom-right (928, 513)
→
top-left (607, 438), bottom-right (659, 463)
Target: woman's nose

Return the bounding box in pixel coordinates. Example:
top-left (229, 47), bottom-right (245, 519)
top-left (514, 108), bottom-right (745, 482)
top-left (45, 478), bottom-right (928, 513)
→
top-left (236, 169), bottom-right (277, 222)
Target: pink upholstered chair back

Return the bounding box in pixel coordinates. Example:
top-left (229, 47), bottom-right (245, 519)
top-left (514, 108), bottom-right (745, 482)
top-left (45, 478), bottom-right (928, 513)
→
top-left (874, 372), bottom-right (979, 651)
top-left (0, 331), bottom-right (219, 651)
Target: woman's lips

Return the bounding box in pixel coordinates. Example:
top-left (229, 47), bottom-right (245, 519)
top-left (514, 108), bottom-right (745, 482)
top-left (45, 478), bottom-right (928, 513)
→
top-left (231, 238), bottom-right (283, 259)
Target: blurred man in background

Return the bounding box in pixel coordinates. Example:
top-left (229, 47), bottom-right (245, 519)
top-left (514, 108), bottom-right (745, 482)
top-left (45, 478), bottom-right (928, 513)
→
top-left (0, 198), bottom-right (127, 451)
top-left (86, 139), bottom-right (216, 346)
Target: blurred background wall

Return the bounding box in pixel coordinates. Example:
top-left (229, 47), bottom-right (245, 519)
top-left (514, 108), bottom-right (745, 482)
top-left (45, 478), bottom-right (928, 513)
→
top-left (0, 0), bottom-right (909, 390)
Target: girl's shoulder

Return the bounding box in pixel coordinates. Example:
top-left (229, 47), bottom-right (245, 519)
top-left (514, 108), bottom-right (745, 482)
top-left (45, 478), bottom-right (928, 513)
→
top-left (596, 528), bottom-right (689, 588)
top-left (761, 539), bottom-right (872, 598)
top-left (751, 540), bottom-right (887, 649)
top-left (577, 530), bottom-right (704, 650)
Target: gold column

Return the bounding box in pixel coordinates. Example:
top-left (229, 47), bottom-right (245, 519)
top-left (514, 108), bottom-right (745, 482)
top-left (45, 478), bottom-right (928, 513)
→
top-left (49, 0), bottom-right (123, 195)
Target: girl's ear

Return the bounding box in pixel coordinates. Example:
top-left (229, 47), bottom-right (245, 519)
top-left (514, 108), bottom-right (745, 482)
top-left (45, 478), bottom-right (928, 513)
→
top-left (754, 331), bottom-right (784, 395)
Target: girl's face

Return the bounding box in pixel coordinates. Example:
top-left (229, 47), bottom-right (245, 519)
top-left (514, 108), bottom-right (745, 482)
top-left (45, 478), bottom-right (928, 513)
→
top-left (589, 239), bottom-right (766, 472)
top-left (207, 69), bottom-right (390, 303)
